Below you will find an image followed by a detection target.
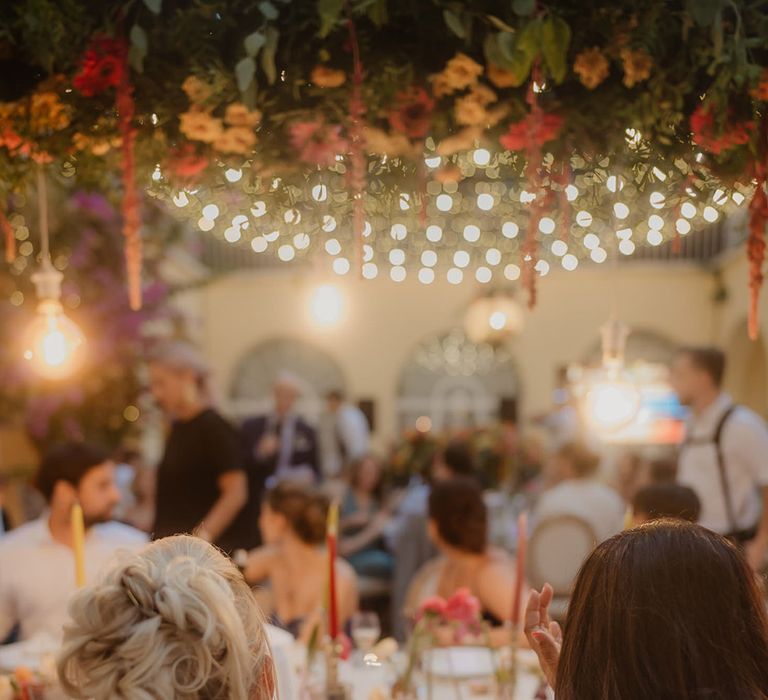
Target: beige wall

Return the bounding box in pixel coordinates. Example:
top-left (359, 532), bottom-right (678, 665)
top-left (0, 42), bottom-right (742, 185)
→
top-left (181, 260), bottom-right (721, 445)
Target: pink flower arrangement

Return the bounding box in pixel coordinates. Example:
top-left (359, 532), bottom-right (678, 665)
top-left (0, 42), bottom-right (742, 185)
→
top-left (289, 120), bottom-right (348, 167)
top-left (415, 588), bottom-right (482, 642)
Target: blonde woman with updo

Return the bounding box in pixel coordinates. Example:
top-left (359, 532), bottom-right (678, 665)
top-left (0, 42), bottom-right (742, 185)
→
top-left (57, 535), bottom-right (275, 700)
top-left (245, 481), bottom-right (359, 644)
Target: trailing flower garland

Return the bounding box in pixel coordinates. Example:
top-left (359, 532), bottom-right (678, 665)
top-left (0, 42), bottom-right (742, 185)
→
top-left (0, 0), bottom-right (766, 330)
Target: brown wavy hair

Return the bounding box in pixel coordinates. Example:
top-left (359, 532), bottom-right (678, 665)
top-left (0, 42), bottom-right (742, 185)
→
top-left (264, 481), bottom-right (329, 545)
top-left (556, 520), bottom-right (768, 700)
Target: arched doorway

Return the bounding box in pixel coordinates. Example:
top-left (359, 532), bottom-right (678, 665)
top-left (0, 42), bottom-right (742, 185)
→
top-left (397, 328), bottom-right (519, 431)
top-left (228, 338), bottom-right (345, 421)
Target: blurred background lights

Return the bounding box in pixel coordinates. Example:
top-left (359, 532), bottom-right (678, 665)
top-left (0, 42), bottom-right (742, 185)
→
top-left (502, 221), bottom-right (519, 238)
top-left (309, 284), bottom-right (344, 326)
top-left (202, 204), bottom-right (219, 219)
top-left (473, 148), bottom-right (491, 166)
top-left (477, 193), bottom-right (494, 211)
top-left (447, 268), bottom-right (463, 284)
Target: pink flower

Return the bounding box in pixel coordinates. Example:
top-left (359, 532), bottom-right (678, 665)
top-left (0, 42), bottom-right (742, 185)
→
top-left (417, 595), bottom-right (448, 619)
top-left (289, 120), bottom-right (348, 167)
top-left (444, 588), bottom-right (481, 625)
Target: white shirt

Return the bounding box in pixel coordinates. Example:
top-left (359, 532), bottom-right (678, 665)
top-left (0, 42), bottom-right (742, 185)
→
top-left (678, 393), bottom-right (768, 533)
top-left (535, 478), bottom-right (626, 543)
top-left (0, 517), bottom-right (147, 642)
top-left (319, 404), bottom-right (371, 478)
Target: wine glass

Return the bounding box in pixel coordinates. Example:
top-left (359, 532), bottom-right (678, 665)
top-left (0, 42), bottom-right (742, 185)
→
top-left (350, 611), bottom-right (381, 666)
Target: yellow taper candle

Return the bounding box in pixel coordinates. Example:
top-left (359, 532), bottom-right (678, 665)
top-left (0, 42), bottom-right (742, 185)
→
top-left (71, 502), bottom-right (86, 587)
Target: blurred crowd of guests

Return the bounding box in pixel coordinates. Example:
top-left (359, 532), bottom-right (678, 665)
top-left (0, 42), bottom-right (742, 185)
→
top-left (2, 341), bottom-right (768, 646)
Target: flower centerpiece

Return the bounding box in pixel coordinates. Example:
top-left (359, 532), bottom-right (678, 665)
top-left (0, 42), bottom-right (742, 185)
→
top-left (394, 588), bottom-right (516, 700)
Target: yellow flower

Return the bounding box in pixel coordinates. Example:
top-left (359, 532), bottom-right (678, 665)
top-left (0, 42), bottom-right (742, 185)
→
top-left (363, 127), bottom-right (418, 158)
top-left (436, 126), bottom-right (483, 156)
top-left (430, 53), bottom-right (483, 96)
top-left (574, 47), bottom-right (610, 89)
top-left (225, 103), bottom-right (262, 128)
top-left (454, 96), bottom-right (488, 126)
top-left (213, 126), bottom-right (257, 154)
top-left (454, 84), bottom-right (497, 126)
top-left (620, 48), bottom-right (652, 88)
top-left (311, 65), bottom-right (347, 88)
top-left (29, 92), bottom-right (71, 132)
top-left (179, 110), bottom-right (223, 143)
top-left (487, 63), bottom-right (518, 89)
top-left (91, 140), bottom-right (112, 156)
top-left (182, 76), bottom-right (212, 104)
top-left (72, 132), bottom-right (89, 151)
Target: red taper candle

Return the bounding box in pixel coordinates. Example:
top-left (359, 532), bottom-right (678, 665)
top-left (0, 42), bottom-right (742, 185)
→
top-left (327, 502), bottom-right (340, 640)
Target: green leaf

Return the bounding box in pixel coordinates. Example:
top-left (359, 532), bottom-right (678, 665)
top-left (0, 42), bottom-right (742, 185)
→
top-left (128, 25), bottom-right (147, 74)
top-left (317, 0), bottom-right (344, 37)
top-left (235, 56), bottom-right (256, 92)
top-left (443, 9), bottom-right (466, 38)
top-left (261, 27), bottom-right (279, 85)
top-left (497, 32), bottom-right (516, 62)
top-left (516, 19), bottom-right (541, 61)
top-left (130, 25), bottom-right (148, 54)
top-left (512, 0), bottom-right (535, 18)
top-left (259, 1), bottom-right (279, 20)
top-left (143, 0), bottom-right (161, 13)
top-left (541, 15), bottom-right (571, 83)
top-left (484, 33), bottom-right (507, 67)
top-left (128, 45), bottom-right (145, 73)
top-left (367, 0), bottom-right (388, 26)
top-left (688, 0), bottom-right (721, 26)
top-left (244, 31), bottom-right (266, 56)
top-left (488, 15), bottom-right (515, 33)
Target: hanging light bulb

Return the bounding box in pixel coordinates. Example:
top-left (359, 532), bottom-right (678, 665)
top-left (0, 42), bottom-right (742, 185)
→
top-left (23, 167), bottom-right (85, 379)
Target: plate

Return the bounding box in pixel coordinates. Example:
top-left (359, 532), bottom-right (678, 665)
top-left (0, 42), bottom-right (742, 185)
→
top-left (0, 635), bottom-right (59, 673)
top-left (422, 646), bottom-right (496, 680)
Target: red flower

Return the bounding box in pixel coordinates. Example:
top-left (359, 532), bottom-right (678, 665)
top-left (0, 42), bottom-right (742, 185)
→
top-left (443, 588), bottom-right (481, 625)
top-left (164, 143), bottom-right (209, 181)
top-left (499, 113), bottom-right (564, 151)
top-left (416, 595), bottom-right (448, 619)
top-left (73, 36), bottom-right (127, 97)
top-left (289, 120), bottom-right (348, 167)
top-left (389, 87), bottom-right (435, 139)
top-left (690, 105), bottom-right (755, 155)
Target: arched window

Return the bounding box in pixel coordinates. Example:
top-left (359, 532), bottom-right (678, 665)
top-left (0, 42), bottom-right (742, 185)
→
top-left (228, 338), bottom-right (345, 421)
top-left (397, 328), bottom-right (519, 431)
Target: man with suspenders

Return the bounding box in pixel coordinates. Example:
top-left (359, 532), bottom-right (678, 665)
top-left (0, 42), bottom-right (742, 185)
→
top-left (672, 346), bottom-right (768, 570)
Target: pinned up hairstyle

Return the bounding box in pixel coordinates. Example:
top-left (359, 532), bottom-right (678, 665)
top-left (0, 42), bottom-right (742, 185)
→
top-left (57, 536), bottom-right (273, 700)
top-left (264, 481), bottom-right (329, 545)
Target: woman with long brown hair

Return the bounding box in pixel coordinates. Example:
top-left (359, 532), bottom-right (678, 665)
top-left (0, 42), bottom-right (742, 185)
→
top-left (525, 519), bottom-right (768, 699)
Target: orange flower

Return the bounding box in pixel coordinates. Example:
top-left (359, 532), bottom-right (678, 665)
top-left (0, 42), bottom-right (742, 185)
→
top-left (224, 103), bottom-right (262, 128)
top-left (454, 84), bottom-right (497, 126)
top-left (311, 65), bottom-right (346, 88)
top-left (181, 75), bottom-right (212, 104)
top-left (363, 127), bottom-right (418, 158)
top-left (751, 69), bottom-right (768, 101)
top-left (213, 126), bottom-right (257, 154)
top-left (437, 126), bottom-right (483, 156)
top-left (620, 48), bottom-right (652, 88)
top-left (179, 110), bottom-right (223, 143)
top-left (487, 63), bottom-right (518, 89)
top-left (435, 164), bottom-right (462, 183)
top-left (430, 53), bottom-right (483, 96)
top-left (574, 47), bottom-right (610, 89)
top-left (29, 92), bottom-right (71, 132)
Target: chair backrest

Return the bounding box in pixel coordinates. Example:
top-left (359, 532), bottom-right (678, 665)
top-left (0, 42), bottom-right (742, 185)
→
top-left (527, 514), bottom-right (597, 597)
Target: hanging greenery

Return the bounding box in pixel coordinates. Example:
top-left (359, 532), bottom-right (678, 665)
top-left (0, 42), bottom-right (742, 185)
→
top-left (0, 0), bottom-right (766, 329)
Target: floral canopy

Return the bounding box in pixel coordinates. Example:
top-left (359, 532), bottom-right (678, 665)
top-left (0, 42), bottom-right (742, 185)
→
top-left (1, 0), bottom-right (767, 333)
